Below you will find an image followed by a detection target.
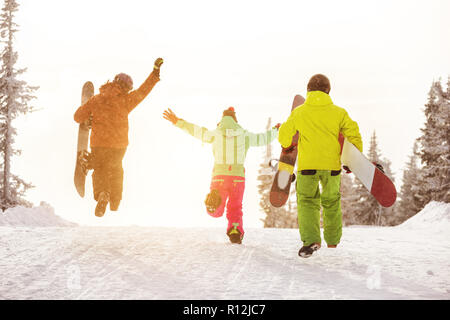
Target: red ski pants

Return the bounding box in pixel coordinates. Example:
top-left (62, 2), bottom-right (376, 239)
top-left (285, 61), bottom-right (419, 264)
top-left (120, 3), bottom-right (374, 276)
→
top-left (208, 175), bottom-right (245, 235)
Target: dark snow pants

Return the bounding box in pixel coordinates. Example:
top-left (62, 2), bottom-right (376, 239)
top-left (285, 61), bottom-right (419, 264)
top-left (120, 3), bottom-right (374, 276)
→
top-left (90, 147), bottom-right (127, 202)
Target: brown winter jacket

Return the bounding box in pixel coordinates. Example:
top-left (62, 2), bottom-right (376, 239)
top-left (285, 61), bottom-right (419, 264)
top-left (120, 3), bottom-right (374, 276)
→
top-left (74, 70), bottom-right (160, 148)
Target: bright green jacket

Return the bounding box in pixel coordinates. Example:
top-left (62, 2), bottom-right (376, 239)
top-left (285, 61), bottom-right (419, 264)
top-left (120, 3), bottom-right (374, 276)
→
top-left (176, 116), bottom-right (278, 177)
top-left (278, 91), bottom-right (363, 171)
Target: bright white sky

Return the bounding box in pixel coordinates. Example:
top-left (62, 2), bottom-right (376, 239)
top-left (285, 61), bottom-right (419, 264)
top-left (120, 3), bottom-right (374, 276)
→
top-left (9, 0), bottom-right (450, 228)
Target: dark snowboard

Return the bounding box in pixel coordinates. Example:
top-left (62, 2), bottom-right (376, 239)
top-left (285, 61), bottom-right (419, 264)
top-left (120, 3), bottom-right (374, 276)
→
top-left (74, 81), bottom-right (94, 197)
top-left (269, 94), bottom-right (305, 207)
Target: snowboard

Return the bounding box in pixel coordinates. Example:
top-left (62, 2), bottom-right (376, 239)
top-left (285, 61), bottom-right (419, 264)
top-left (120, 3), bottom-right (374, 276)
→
top-left (269, 94), bottom-right (305, 207)
top-left (339, 133), bottom-right (397, 207)
top-left (74, 81), bottom-right (94, 197)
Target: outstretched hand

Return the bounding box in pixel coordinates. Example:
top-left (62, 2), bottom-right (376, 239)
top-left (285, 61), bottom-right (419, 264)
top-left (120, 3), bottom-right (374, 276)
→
top-left (163, 108), bottom-right (179, 125)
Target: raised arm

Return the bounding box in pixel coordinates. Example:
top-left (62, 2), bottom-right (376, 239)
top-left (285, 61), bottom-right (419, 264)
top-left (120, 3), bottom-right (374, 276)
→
top-left (163, 108), bottom-right (214, 144)
top-left (126, 58), bottom-right (164, 112)
top-left (247, 127), bottom-right (279, 147)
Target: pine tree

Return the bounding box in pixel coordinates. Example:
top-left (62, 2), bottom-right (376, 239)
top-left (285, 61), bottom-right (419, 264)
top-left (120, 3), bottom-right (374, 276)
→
top-left (393, 141), bottom-right (423, 224)
top-left (348, 132), bottom-right (380, 225)
top-left (257, 118), bottom-right (276, 227)
top-left (377, 157), bottom-right (395, 226)
top-left (416, 79), bottom-right (450, 205)
top-left (258, 118), bottom-right (276, 225)
top-left (286, 180), bottom-right (298, 228)
top-left (340, 172), bottom-right (357, 226)
top-left (0, 0), bottom-right (37, 210)
top-left (347, 131), bottom-right (395, 225)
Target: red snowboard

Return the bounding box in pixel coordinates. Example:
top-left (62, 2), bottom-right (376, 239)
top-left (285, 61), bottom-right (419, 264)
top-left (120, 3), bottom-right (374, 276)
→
top-left (339, 134), bottom-right (397, 207)
top-left (269, 95), bottom-right (305, 207)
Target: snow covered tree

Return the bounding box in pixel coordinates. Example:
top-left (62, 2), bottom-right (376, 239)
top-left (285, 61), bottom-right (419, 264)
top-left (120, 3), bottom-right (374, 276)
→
top-left (258, 118), bottom-right (297, 228)
top-left (377, 157), bottom-right (396, 226)
top-left (0, 0), bottom-right (37, 210)
top-left (415, 79), bottom-right (450, 206)
top-left (286, 180), bottom-right (298, 226)
top-left (392, 141), bottom-right (423, 225)
top-left (346, 131), bottom-right (395, 226)
top-left (340, 171), bottom-right (357, 226)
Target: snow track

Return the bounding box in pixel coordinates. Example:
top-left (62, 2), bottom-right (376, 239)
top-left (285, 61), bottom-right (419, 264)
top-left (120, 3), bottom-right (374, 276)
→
top-left (0, 225), bottom-right (449, 300)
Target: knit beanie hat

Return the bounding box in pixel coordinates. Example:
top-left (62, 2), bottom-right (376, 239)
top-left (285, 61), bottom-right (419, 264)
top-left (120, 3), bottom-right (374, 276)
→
top-left (223, 107), bottom-right (237, 122)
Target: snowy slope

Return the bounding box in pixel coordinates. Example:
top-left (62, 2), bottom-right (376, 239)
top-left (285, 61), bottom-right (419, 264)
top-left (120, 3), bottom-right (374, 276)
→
top-left (0, 202), bottom-right (77, 227)
top-left (0, 202), bottom-right (449, 300)
top-left (398, 201), bottom-right (450, 232)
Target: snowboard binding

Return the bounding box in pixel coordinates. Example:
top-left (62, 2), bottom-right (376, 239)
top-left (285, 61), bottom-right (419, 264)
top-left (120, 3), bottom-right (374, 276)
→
top-left (269, 159), bottom-right (296, 183)
top-left (268, 159), bottom-right (278, 171)
top-left (373, 162), bottom-right (385, 174)
top-left (78, 150), bottom-right (93, 175)
top-left (205, 189), bottom-right (222, 214)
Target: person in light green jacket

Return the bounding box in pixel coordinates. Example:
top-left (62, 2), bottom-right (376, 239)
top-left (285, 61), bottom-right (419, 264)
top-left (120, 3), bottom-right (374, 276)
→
top-left (163, 107), bottom-right (279, 244)
top-left (278, 74), bottom-right (363, 258)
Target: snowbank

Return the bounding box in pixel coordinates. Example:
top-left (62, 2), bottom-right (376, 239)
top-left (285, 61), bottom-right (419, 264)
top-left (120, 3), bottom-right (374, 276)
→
top-left (399, 201), bottom-right (450, 232)
top-left (0, 202), bottom-right (77, 227)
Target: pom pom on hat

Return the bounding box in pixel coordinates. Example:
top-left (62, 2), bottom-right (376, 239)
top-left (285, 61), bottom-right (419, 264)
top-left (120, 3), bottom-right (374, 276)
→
top-left (223, 106), bottom-right (237, 122)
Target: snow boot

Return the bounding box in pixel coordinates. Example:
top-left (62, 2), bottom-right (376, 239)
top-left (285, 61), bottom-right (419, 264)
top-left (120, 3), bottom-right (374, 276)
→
top-left (205, 189), bottom-right (222, 214)
top-left (298, 243), bottom-right (321, 258)
top-left (227, 223), bottom-right (243, 244)
top-left (110, 199), bottom-right (120, 211)
top-left (95, 191), bottom-right (110, 217)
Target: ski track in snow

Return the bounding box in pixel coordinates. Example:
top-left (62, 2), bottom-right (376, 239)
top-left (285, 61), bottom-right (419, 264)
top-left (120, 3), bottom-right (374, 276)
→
top-left (0, 225), bottom-right (449, 300)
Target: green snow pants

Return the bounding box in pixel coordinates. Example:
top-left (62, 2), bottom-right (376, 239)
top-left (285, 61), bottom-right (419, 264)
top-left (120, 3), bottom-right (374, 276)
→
top-left (296, 170), bottom-right (342, 246)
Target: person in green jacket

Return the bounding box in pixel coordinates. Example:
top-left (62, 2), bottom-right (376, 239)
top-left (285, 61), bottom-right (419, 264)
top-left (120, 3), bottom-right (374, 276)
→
top-left (163, 107), bottom-right (279, 244)
top-left (278, 74), bottom-right (363, 258)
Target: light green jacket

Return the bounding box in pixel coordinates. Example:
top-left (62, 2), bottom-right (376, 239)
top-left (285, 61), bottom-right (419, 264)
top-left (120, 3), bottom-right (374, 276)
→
top-left (176, 116), bottom-right (278, 177)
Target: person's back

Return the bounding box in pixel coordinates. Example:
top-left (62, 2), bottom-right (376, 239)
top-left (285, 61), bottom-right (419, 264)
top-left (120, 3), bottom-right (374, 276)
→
top-left (73, 58), bottom-right (163, 217)
top-left (174, 107), bottom-right (278, 178)
top-left (278, 74), bottom-right (363, 258)
top-left (74, 70), bottom-right (161, 149)
top-left (163, 106), bottom-right (279, 244)
top-left (279, 76), bottom-right (362, 170)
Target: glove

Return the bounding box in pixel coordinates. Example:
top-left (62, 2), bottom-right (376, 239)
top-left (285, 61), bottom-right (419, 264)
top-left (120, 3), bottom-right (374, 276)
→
top-left (282, 142), bottom-right (297, 153)
top-left (85, 114), bottom-right (93, 129)
top-left (163, 108), bottom-right (180, 125)
top-left (154, 57), bottom-right (164, 70)
top-left (373, 162), bottom-right (385, 173)
top-left (343, 165), bottom-right (352, 174)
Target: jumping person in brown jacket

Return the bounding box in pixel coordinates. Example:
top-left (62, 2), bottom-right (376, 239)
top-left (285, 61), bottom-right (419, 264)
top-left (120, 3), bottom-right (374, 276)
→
top-left (74, 57), bottom-right (164, 217)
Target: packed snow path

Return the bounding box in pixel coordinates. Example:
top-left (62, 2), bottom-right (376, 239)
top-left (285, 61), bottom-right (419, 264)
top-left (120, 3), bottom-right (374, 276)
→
top-left (0, 225), bottom-right (449, 300)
